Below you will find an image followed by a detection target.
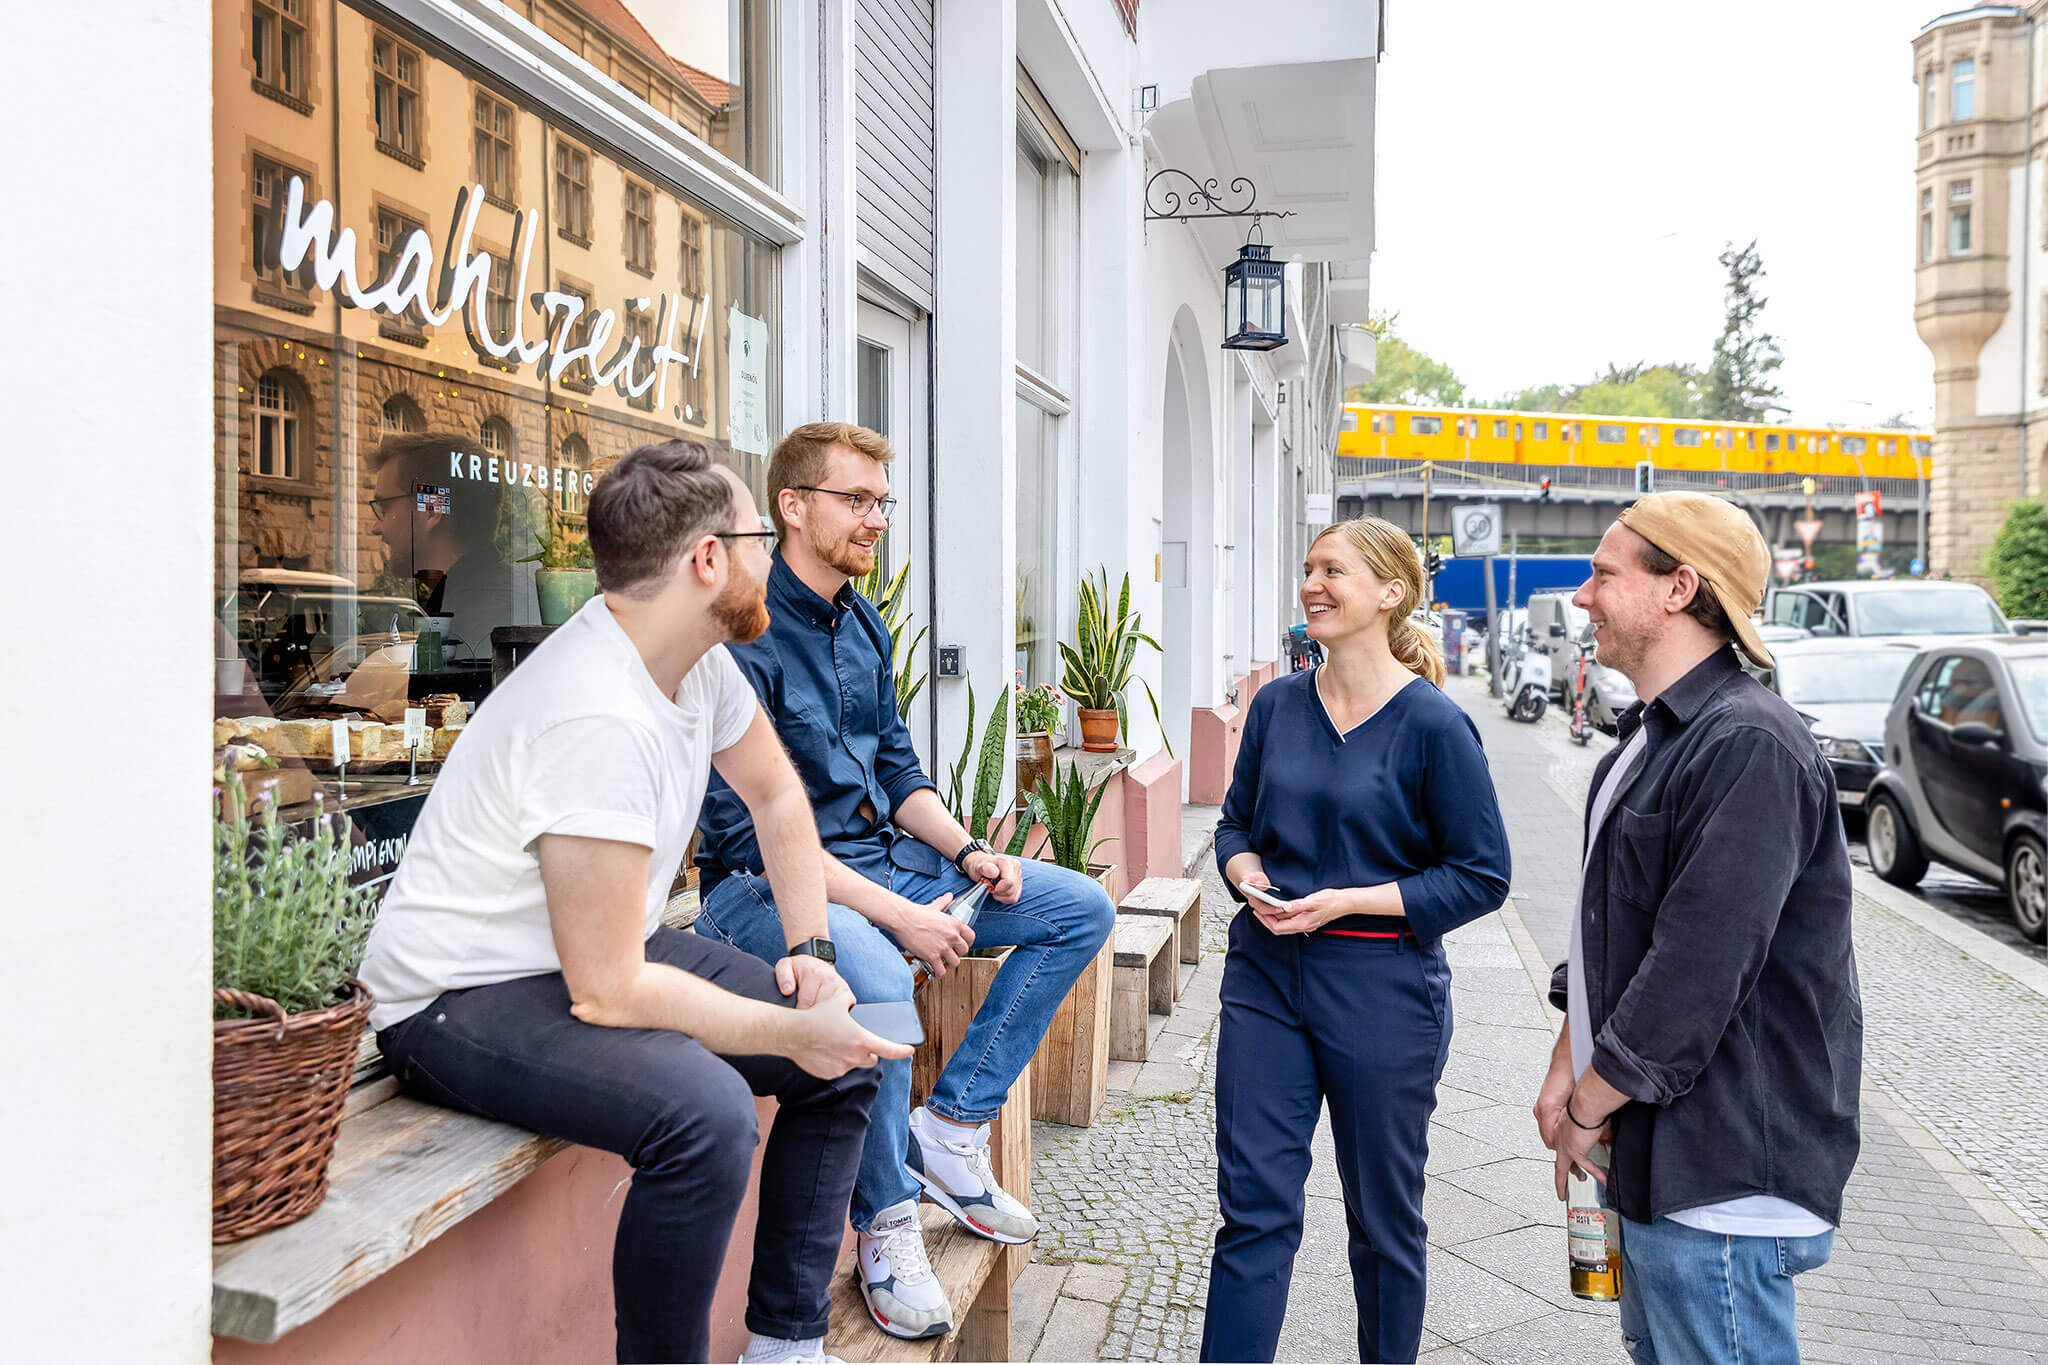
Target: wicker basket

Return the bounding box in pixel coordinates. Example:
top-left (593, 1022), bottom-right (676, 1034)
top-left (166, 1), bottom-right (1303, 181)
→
top-left (212, 980), bottom-right (373, 1244)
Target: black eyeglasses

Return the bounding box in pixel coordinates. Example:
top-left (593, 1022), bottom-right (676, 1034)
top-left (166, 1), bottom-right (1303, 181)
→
top-left (793, 485), bottom-right (896, 518)
top-left (368, 493), bottom-right (409, 515)
top-left (714, 529), bottom-right (780, 547)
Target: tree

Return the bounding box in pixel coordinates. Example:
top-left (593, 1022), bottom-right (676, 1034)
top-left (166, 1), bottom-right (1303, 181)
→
top-left (1348, 332), bottom-right (1466, 406)
top-left (1575, 362), bottom-right (1704, 418)
top-left (1699, 239), bottom-right (1785, 422)
top-left (1479, 361), bottom-right (1703, 417)
top-left (1986, 501), bottom-right (2048, 619)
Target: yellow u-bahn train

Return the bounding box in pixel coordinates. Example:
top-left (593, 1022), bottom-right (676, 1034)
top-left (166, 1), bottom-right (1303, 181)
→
top-left (1337, 405), bottom-right (1932, 482)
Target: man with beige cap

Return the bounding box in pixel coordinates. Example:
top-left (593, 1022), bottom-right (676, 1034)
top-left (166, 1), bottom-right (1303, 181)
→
top-left (1531, 493), bottom-right (1861, 1364)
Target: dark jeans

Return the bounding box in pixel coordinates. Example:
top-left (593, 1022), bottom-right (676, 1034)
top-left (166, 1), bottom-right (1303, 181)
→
top-left (376, 927), bottom-right (880, 1364)
top-left (1202, 910), bottom-right (1452, 1364)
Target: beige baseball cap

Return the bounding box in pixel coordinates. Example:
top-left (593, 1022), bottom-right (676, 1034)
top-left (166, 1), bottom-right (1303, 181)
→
top-left (1615, 492), bottom-right (1775, 670)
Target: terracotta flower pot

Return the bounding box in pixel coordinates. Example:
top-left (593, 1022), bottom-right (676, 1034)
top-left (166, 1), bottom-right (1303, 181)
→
top-left (1016, 730), bottom-right (1055, 804)
top-left (1077, 707), bottom-right (1120, 753)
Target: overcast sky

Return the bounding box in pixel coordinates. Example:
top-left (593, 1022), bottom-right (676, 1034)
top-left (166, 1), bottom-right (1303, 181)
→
top-left (1370, 0), bottom-right (1945, 426)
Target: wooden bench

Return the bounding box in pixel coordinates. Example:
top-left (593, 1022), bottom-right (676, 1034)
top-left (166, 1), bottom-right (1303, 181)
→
top-left (216, 887), bottom-right (1032, 1358)
top-left (1028, 933), bottom-right (1113, 1127)
top-left (823, 1207), bottom-right (1009, 1362)
top-left (1110, 915), bottom-right (1176, 1062)
top-left (1118, 876), bottom-right (1203, 971)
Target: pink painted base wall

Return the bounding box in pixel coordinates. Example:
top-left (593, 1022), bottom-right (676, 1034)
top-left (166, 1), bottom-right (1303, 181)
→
top-left (1189, 667), bottom-right (1281, 806)
top-left (215, 1098), bottom-right (852, 1365)
top-left (1120, 752), bottom-right (1183, 884)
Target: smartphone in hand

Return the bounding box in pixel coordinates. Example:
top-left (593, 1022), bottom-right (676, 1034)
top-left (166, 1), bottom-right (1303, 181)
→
top-left (849, 999), bottom-right (926, 1047)
top-left (1241, 883), bottom-right (1290, 909)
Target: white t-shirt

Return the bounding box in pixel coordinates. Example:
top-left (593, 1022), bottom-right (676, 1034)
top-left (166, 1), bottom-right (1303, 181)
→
top-left (360, 595), bottom-right (759, 1030)
top-left (1569, 728), bottom-right (1829, 1238)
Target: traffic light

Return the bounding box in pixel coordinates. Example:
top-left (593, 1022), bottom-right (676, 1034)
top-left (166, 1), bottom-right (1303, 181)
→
top-left (1425, 550), bottom-right (1442, 577)
top-left (1633, 461), bottom-right (1655, 495)
top-left (1538, 477), bottom-right (1553, 503)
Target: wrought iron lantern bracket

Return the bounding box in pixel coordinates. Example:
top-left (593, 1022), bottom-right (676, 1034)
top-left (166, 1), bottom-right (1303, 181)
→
top-left (1143, 169), bottom-right (1296, 225)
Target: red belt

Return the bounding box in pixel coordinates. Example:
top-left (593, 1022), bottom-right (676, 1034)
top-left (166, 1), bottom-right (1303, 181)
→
top-left (1318, 926), bottom-right (1413, 940)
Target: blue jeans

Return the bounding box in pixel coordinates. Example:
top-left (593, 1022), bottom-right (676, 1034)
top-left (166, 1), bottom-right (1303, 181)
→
top-left (1616, 1212), bottom-right (1834, 1365)
top-left (696, 845), bottom-right (1115, 1231)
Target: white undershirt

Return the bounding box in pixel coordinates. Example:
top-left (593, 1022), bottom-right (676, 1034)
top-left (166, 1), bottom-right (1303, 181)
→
top-left (1570, 728), bottom-right (1830, 1237)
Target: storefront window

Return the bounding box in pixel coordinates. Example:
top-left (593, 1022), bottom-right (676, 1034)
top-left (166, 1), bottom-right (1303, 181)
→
top-left (1014, 69), bottom-right (1077, 691)
top-left (214, 0), bottom-right (779, 852)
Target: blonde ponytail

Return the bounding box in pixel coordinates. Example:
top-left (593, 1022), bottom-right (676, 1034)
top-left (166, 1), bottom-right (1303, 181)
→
top-left (1310, 517), bottom-right (1446, 686)
top-left (1389, 615), bottom-right (1447, 687)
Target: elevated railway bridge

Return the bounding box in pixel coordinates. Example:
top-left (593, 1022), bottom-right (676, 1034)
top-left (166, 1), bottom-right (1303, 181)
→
top-left (1333, 405), bottom-right (1930, 556)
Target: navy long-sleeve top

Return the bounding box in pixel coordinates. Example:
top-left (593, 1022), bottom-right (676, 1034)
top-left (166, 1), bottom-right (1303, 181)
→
top-left (1213, 670), bottom-right (1511, 944)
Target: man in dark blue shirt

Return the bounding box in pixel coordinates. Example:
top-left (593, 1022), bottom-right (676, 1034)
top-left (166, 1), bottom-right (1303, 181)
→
top-left (695, 422), bottom-right (1115, 1343)
top-left (1534, 493), bottom-right (1861, 1365)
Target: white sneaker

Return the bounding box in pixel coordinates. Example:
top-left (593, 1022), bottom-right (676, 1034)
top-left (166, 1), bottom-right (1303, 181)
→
top-left (736, 1338), bottom-right (845, 1363)
top-left (907, 1106), bottom-right (1039, 1245)
top-left (856, 1200), bottom-right (955, 1340)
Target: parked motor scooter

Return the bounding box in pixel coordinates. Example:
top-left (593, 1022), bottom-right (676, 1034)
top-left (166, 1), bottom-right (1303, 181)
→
top-left (1500, 629), bottom-right (1550, 724)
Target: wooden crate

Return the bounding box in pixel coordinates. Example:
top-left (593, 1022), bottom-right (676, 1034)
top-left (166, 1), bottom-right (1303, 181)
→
top-left (911, 949), bottom-right (1012, 1108)
top-left (909, 949), bottom-right (1033, 1293)
top-left (1027, 932), bottom-right (1113, 1126)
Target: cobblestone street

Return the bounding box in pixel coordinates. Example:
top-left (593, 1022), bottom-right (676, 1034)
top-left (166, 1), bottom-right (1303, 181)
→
top-left (1008, 673), bottom-right (2048, 1363)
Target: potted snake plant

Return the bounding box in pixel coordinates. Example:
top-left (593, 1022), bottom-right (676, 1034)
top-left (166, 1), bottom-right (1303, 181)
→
top-left (1059, 567), bottom-right (1169, 754)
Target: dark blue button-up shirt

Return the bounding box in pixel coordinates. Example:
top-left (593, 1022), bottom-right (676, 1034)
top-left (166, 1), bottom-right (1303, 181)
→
top-left (696, 553), bottom-right (937, 895)
top-left (1548, 647), bottom-right (1863, 1226)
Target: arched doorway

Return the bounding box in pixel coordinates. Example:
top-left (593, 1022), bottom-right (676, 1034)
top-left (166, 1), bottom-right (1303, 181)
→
top-left (1160, 308), bottom-right (1216, 769)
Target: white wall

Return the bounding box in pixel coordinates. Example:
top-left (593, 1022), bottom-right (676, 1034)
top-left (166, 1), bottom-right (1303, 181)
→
top-left (1974, 159), bottom-right (2031, 418)
top-left (0, 3), bottom-right (213, 1358)
top-left (931, 0), bottom-right (1020, 792)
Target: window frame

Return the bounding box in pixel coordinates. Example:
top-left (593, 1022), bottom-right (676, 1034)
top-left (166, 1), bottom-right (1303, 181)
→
top-left (1924, 67), bottom-right (1940, 130)
top-left (1409, 414), bottom-right (1443, 435)
top-left (1951, 56), bottom-right (1976, 122)
top-left (372, 28), bottom-right (425, 168)
top-left (554, 135), bottom-right (593, 248)
top-left (1595, 423), bottom-right (1626, 444)
top-left (253, 370), bottom-right (304, 483)
top-left (250, 152), bottom-right (316, 303)
top-left (251, 0), bottom-right (310, 112)
top-left (472, 87), bottom-right (517, 209)
top-left (623, 177), bottom-right (657, 277)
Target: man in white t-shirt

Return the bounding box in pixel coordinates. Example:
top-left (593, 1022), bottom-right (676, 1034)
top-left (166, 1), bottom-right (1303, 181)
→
top-left (361, 439), bottom-right (910, 1365)
top-left (1530, 495), bottom-right (1860, 1365)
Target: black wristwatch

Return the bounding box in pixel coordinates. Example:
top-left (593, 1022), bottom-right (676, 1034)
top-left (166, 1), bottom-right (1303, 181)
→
top-left (951, 838), bottom-right (995, 874)
top-left (787, 936), bottom-right (836, 964)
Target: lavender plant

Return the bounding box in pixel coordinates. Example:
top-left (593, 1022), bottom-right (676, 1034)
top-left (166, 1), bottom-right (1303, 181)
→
top-left (214, 777), bottom-right (380, 1019)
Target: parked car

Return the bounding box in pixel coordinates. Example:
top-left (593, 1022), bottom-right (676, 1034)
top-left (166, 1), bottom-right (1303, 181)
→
top-left (1865, 638), bottom-right (2048, 940)
top-left (1524, 591), bottom-right (1590, 699)
top-left (1757, 638), bottom-right (1921, 808)
top-left (1763, 580), bottom-right (2008, 639)
top-left (221, 570), bottom-right (433, 699)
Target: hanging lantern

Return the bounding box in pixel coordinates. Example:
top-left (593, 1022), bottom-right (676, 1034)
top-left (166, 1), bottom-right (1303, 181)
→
top-left (1221, 232), bottom-right (1287, 352)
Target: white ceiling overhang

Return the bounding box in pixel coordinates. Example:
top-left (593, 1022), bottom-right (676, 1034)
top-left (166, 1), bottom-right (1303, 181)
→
top-left (1146, 56), bottom-right (1375, 283)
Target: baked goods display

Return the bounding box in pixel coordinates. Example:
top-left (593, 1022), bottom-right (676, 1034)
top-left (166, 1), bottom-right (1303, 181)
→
top-left (214, 710), bottom-right (468, 766)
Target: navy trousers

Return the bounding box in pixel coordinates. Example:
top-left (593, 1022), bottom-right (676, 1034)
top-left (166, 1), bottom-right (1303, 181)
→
top-left (1202, 909), bottom-right (1452, 1364)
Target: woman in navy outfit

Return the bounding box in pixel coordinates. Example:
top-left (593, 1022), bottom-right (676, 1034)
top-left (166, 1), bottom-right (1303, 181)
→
top-left (1201, 517), bottom-right (1511, 1364)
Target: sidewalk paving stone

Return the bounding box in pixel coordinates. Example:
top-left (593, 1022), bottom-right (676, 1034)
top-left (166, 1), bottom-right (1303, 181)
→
top-left (1005, 777), bottom-right (2048, 1361)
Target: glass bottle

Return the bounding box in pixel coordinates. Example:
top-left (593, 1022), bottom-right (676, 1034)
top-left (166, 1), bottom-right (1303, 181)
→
top-left (909, 880), bottom-right (992, 989)
top-left (1567, 1143), bottom-right (1622, 1301)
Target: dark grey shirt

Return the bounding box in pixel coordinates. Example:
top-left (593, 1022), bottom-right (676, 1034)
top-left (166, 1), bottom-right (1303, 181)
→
top-left (1549, 647), bottom-right (1863, 1226)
